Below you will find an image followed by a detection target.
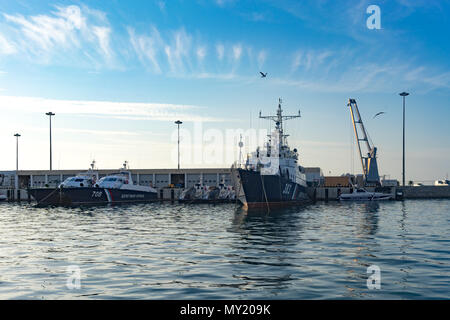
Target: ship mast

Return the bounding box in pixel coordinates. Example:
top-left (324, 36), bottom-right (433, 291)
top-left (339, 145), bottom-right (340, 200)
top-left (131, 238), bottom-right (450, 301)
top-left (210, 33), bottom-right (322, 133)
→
top-left (259, 98), bottom-right (301, 153)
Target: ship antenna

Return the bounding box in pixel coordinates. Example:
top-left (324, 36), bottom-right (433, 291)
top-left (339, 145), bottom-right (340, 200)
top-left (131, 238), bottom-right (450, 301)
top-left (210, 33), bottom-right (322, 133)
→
top-left (259, 98), bottom-right (302, 152)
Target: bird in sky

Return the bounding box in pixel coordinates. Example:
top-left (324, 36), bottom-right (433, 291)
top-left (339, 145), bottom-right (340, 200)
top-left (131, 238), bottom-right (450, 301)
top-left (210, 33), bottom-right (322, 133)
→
top-left (260, 72), bottom-right (267, 78)
top-left (373, 111), bottom-right (386, 119)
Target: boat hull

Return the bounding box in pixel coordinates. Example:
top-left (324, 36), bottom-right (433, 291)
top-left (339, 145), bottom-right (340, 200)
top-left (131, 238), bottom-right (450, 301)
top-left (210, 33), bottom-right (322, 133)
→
top-left (29, 187), bottom-right (158, 206)
top-left (178, 198), bottom-right (234, 204)
top-left (237, 169), bottom-right (310, 209)
top-left (339, 195), bottom-right (392, 201)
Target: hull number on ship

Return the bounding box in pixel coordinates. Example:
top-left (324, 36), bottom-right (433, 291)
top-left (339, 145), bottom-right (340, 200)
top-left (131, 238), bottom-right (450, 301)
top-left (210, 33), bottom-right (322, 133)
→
top-left (91, 191), bottom-right (103, 198)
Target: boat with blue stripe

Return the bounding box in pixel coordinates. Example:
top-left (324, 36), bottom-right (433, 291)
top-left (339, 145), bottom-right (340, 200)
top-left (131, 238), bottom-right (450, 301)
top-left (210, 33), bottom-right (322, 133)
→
top-left (29, 162), bottom-right (158, 206)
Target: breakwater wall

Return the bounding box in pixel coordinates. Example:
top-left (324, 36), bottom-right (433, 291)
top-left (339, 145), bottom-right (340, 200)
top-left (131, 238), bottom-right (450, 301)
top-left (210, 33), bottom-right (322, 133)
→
top-left (401, 186), bottom-right (450, 199)
top-left (307, 186), bottom-right (450, 201)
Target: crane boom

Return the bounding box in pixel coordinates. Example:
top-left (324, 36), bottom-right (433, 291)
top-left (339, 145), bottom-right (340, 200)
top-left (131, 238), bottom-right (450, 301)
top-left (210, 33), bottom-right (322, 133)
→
top-left (348, 99), bottom-right (380, 186)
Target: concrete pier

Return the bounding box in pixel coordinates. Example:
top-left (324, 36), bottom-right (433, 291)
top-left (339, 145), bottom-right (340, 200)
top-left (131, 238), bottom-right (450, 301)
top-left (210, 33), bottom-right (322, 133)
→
top-left (0, 168), bottom-right (232, 202)
top-left (400, 186), bottom-right (450, 199)
top-left (307, 186), bottom-right (450, 201)
top-left (2, 168), bottom-right (450, 202)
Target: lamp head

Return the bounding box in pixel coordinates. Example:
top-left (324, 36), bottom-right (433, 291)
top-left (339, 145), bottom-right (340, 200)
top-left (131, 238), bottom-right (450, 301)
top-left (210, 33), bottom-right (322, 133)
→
top-left (399, 92), bottom-right (409, 97)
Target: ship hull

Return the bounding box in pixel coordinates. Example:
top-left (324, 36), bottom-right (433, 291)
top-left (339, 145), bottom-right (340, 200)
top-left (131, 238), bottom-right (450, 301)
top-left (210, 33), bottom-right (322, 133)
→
top-left (29, 187), bottom-right (158, 206)
top-left (237, 169), bottom-right (310, 209)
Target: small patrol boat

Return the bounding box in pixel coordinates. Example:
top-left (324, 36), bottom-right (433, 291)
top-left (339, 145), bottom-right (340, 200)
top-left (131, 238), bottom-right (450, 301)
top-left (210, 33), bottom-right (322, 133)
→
top-left (178, 178), bottom-right (235, 203)
top-left (30, 162), bottom-right (157, 206)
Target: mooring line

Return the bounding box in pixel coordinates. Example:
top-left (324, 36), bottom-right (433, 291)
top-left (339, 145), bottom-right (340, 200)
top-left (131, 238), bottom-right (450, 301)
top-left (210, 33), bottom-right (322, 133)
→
top-left (36, 187), bottom-right (60, 206)
top-left (260, 174), bottom-right (270, 213)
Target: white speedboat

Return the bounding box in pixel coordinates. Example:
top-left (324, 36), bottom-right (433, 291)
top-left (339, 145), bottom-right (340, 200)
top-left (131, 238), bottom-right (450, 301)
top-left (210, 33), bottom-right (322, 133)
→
top-left (339, 188), bottom-right (393, 201)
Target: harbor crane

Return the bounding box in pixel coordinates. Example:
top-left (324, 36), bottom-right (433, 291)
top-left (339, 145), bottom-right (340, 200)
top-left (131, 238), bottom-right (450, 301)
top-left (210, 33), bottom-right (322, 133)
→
top-left (348, 98), bottom-right (381, 186)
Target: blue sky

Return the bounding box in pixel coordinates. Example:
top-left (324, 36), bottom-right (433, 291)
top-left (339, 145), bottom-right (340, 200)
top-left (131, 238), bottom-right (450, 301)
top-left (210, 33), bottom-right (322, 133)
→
top-left (0, 0), bottom-right (449, 182)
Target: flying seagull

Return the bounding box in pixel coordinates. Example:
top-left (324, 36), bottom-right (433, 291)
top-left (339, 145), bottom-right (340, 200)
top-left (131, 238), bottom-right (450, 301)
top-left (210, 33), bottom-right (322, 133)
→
top-left (260, 72), bottom-right (267, 78)
top-left (373, 111), bottom-right (386, 119)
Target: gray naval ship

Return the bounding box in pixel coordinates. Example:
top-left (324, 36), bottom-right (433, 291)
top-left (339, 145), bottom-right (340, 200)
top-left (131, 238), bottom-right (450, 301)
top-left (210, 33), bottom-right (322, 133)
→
top-left (234, 99), bottom-right (310, 209)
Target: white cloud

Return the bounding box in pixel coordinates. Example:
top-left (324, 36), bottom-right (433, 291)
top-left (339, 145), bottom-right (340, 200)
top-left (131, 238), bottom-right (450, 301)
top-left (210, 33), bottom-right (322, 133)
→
top-left (30, 127), bottom-right (140, 137)
top-left (196, 46), bottom-right (207, 61)
top-left (291, 49), bottom-right (332, 72)
top-left (0, 33), bottom-right (16, 54)
top-left (128, 27), bottom-right (163, 73)
top-left (164, 28), bottom-right (192, 73)
top-left (232, 44), bottom-right (242, 60)
top-left (1, 5), bottom-right (113, 66)
top-left (273, 57), bottom-right (450, 93)
top-left (0, 95), bottom-right (227, 122)
top-left (257, 50), bottom-right (267, 69)
top-left (93, 26), bottom-right (112, 60)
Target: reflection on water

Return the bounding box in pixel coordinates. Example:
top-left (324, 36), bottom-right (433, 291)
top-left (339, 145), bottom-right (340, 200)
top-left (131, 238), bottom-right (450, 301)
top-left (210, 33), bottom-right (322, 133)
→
top-left (0, 200), bottom-right (449, 299)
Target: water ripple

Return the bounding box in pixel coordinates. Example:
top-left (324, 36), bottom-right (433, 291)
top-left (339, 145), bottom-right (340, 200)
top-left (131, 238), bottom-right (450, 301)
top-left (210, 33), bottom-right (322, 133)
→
top-left (0, 200), bottom-right (449, 299)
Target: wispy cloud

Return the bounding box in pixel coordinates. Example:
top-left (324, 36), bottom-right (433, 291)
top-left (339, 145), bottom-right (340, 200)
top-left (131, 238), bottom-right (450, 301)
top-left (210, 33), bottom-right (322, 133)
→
top-left (291, 49), bottom-right (332, 72)
top-left (128, 26), bottom-right (163, 73)
top-left (0, 95), bottom-right (227, 122)
top-left (216, 43), bottom-right (225, 60)
top-left (274, 58), bottom-right (450, 93)
top-left (257, 50), bottom-right (267, 69)
top-left (196, 46), bottom-right (207, 62)
top-left (1, 5), bottom-right (114, 67)
top-left (232, 44), bottom-right (242, 61)
top-left (127, 27), bottom-right (265, 78)
top-left (93, 26), bottom-right (112, 60)
top-left (157, 1), bottom-right (166, 13)
top-left (30, 127), bottom-right (141, 137)
top-left (164, 28), bottom-right (192, 74)
top-left (182, 72), bottom-right (237, 80)
top-left (0, 32), bottom-right (16, 54)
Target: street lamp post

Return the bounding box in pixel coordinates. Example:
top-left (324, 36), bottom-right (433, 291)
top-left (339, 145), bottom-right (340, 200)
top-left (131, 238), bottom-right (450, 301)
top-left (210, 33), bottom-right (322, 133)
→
top-left (14, 133), bottom-right (20, 190)
top-left (14, 133), bottom-right (20, 171)
top-left (175, 120), bottom-right (183, 170)
top-left (399, 92), bottom-right (409, 187)
top-left (46, 112), bottom-right (55, 171)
